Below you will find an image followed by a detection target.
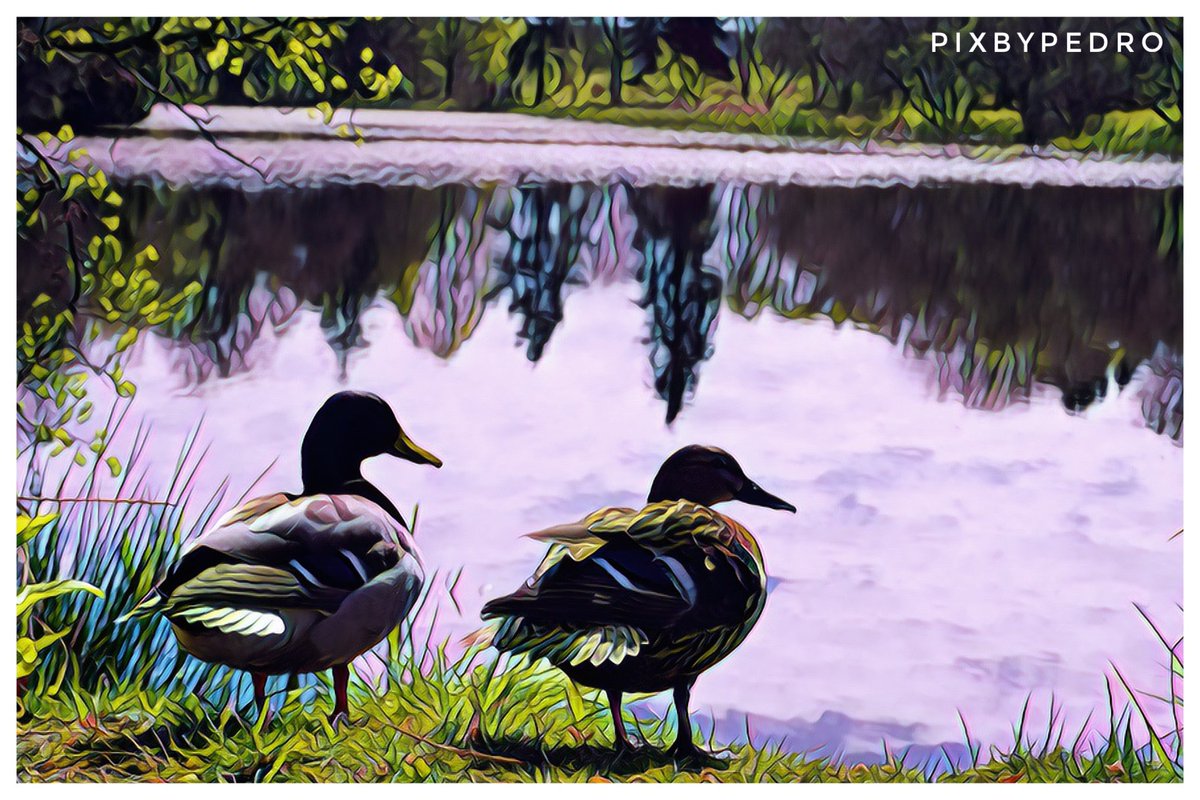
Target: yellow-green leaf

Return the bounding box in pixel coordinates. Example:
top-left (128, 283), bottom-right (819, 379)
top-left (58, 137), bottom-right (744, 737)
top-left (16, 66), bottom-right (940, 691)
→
top-left (16, 580), bottom-right (104, 618)
top-left (17, 513), bottom-right (59, 547)
top-left (62, 174), bottom-right (87, 201)
top-left (206, 38), bottom-right (229, 70)
top-left (115, 327), bottom-right (138, 353)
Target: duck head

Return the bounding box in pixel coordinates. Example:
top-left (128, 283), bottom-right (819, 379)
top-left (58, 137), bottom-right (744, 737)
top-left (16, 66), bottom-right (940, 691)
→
top-left (647, 444), bottom-right (796, 512)
top-left (301, 391), bottom-right (441, 493)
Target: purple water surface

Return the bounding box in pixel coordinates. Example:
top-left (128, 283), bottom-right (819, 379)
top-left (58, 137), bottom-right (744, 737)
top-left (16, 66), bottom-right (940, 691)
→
top-left (72, 283), bottom-right (1182, 763)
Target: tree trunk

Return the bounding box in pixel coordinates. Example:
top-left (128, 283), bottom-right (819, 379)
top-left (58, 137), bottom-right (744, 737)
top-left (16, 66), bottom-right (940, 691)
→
top-left (534, 52), bottom-right (546, 106)
top-left (444, 54), bottom-right (456, 101)
top-left (610, 53), bottom-right (623, 106)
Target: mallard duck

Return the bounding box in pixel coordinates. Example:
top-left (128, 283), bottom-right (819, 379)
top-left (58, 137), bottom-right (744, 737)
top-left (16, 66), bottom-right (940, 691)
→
top-left (125, 391), bottom-right (441, 723)
top-left (480, 444), bottom-right (795, 759)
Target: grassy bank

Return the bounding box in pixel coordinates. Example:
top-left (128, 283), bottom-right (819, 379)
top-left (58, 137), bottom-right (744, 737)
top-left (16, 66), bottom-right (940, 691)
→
top-left (506, 102), bottom-right (1181, 158)
top-left (16, 654), bottom-right (1184, 783)
top-left (15, 432), bottom-right (1184, 783)
top-left (377, 90), bottom-right (1181, 159)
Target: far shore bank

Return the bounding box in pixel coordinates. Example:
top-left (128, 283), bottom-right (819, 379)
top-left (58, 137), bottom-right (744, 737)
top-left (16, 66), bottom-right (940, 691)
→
top-left (31, 105), bottom-right (1183, 192)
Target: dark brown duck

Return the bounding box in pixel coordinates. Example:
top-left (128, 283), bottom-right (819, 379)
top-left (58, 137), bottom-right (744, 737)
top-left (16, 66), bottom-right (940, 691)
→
top-left (480, 444), bottom-right (795, 759)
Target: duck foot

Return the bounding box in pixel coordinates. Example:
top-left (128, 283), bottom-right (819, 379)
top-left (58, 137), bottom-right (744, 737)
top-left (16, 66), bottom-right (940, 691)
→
top-left (612, 738), bottom-right (648, 759)
top-left (668, 741), bottom-right (729, 769)
top-left (606, 690), bottom-right (647, 759)
top-left (328, 710), bottom-right (350, 731)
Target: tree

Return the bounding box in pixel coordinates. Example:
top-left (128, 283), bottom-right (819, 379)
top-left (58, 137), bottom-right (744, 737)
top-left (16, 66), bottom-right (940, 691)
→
top-left (970, 18), bottom-right (1145, 144)
top-left (754, 18), bottom-right (818, 109)
top-left (505, 18), bottom-right (577, 107)
top-left (886, 19), bottom-right (983, 140)
top-left (599, 17), bottom-right (628, 106)
top-left (1134, 17), bottom-right (1183, 134)
top-left (755, 19), bottom-right (904, 116)
top-left (429, 17), bottom-right (463, 101)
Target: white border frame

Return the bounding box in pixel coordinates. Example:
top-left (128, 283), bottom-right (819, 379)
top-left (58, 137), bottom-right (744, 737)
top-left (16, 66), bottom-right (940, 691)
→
top-left (5, 5), bottom-right (1191, 795)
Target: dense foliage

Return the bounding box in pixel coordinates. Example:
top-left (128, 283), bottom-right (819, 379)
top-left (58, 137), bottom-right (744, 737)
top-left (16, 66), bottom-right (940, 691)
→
top-left (17, 17), bottom-right (1182, 140)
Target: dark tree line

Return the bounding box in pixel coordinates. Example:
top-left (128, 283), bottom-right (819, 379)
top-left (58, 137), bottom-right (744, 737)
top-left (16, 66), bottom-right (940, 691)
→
top-left (18, 17), bottom-right (1182, 144)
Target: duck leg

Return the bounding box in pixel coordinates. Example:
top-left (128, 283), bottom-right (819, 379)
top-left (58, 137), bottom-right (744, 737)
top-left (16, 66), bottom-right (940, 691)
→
top-left (329, 664), bottom-right (350, 727)
top-left (607, 688), bottom-right (637, 751)
top-left (668, 679), bottom-right (707, 760)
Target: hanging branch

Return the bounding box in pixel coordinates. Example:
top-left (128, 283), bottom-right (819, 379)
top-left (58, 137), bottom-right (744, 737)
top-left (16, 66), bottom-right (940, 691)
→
top-left (17, 496), bottom-right (177, 507)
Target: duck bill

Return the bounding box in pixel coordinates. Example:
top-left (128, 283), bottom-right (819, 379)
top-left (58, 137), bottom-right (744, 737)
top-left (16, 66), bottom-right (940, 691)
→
top-left (392, 431), bottom-right (443, 468)
top-left (735, 480), bottom-right (796, 513)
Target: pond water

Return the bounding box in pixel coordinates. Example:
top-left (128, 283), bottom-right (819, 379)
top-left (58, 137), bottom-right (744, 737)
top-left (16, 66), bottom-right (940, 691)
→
top-left (20, 175), bottom-right (1183, 767)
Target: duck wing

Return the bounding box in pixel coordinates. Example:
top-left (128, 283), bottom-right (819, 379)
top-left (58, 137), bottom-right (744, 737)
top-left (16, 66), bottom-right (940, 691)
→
top-left (483, 503), bottom-right (732, 630)
top-left (145, 493), bottom-right (410, 622)
top-left (483, 536), bottom-right (697, 629)
top-left (478, 502), bottom-right (763, 668)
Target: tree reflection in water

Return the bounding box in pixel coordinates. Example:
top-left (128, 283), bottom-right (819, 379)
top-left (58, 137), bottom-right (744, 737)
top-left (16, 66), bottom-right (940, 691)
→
top-left (490, 183), bottom-right (595, 361)
top-left (627, 184), bottom-right (722, 423)
top-left (20, 179), bottom-right (1179, 439)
